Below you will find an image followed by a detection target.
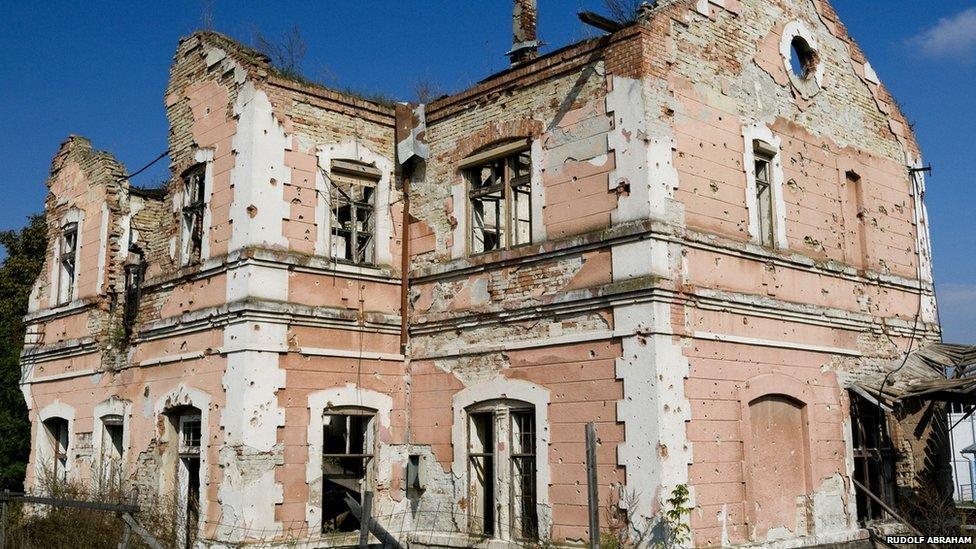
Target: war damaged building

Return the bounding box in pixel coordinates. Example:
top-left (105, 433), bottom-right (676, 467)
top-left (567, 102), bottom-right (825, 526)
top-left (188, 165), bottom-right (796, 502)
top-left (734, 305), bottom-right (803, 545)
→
top-left (20, 0), bottom-right (962, 546)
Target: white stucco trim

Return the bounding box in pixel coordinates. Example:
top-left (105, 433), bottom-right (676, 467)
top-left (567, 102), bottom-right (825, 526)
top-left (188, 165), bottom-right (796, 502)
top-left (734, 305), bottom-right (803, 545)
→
top-left (781, 20), bottom-right (826, 89)
top-left (317, 141), bottom-right (396, 267)
top-left (35, 400), bottom-right (76, 481)
top-left (92, 396), bottom-right (131, 484)
top-left (743, 124), bottom-right (788, 249)
top-left (230, 81), bottom-right (289, 251)
top-left (96, 202), bottom-right (109, 294)
top-left (153, 384), bottom-right (212, 533)
top-left (196, 148), bottom-right (215, 262)
top-left (51, 208), bottom-right (85, 307)
top-left (451, 378), bottom-right (552, 541)
top-left (451, 181), bottom-right (466, 259)
top-left (530, 138), bottom-right (547, 244)
top-left (305, 384), bottom-right (394, 533)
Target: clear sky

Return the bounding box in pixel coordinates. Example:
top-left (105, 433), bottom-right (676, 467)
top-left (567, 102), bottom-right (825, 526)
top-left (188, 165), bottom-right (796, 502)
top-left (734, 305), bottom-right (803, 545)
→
top-left (0, 1), bottom-right (973, 342)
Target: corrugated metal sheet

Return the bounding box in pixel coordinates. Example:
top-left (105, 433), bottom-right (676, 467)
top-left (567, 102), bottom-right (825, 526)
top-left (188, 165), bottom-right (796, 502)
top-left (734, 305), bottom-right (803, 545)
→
top-left (851, 343), bottom-right (976, 407)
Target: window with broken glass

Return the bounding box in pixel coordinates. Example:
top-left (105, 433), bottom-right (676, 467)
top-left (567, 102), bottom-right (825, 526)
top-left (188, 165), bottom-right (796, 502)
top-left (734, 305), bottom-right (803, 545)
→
top-left (465, 147), bottom-right (532, 254)
top-left (181, 164), bottom-right (206, 266)
top-left (849, 392), bottom-right (897, 524)
top-left (177, 414), bottom-right (201, 547)
top-left (44, 417), bottom-right (69, 480)
top-left (58, 223), bottom-right (78, 304)
top-left (329, 161), bottom-right (378, 265)
top-left (322, 409), bottom-right (375, 533)
top-left (467, 401), bottom-right (538, 541)
top-left (753, 143), bottom-right (776, 248)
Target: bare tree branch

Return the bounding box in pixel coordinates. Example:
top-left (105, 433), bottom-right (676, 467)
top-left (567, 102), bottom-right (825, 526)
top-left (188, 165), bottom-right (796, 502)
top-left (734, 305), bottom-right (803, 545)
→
top-left (255, 26), bottom-right (307, 79)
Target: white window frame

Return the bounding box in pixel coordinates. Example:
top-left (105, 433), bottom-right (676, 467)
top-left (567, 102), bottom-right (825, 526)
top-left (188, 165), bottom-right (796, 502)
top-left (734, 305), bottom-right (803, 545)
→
top-left (180, 163), bottom-right (209, 267)
top-left (306, 386), bottom-right (393, 534)
top-left (153, 385), bottom-right (211, 547)
top-left (51, 209), bottom-right (84, 307)
top-left (316, 143), bottom-right (395, 267)
top-left (93, 397), bottom-right (130, 487)
top-left (36, 401), bottom-right (75, 483)
top-left (452, 379), bottom-right (551, 542)
top-left (743, 125), bottom-right (788, 249)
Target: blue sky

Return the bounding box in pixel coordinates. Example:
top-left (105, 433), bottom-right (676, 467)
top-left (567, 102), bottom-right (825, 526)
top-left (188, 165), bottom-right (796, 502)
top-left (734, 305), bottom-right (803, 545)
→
top-left (0, 1), bottom-right (973, 342)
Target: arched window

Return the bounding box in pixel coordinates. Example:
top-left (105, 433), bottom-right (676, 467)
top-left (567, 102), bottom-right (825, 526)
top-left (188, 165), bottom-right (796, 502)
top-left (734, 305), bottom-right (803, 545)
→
top-left (466, 399), bottom-right (538, 541)
top-left (42, 417), bottom-right (70, 480)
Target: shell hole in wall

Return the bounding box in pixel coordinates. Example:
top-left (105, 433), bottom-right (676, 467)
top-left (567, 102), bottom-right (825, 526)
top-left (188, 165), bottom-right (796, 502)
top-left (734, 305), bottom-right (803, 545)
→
top-left (790, 36), bottom-right (816, 79)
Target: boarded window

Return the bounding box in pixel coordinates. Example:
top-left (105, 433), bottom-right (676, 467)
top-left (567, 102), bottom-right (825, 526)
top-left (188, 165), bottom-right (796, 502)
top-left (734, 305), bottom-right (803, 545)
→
top-left (465, 146), bottom-right (532, 254)
top-left (43, 417), bottom-right (69, 480)
top-left (330, 162), bottom-right (378, 265)
top-left (322, 409), bottom-right (375, 532)
top-left (58, 223), bottom-right (78, 304)
top-left (753, 142), bottom-right (775, 248)
top-left (467, 401), bottom-right (538, 541)
top-left (181, 164), bottom-right (206, 266)
top-left (849, 392), bottom-right (897, 523)
top-left (746, 395), bottom-right (807, 539)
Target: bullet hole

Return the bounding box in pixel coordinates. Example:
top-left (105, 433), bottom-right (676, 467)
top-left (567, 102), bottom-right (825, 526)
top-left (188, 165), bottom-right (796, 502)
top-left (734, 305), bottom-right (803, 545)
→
top-left (247, 205), bottom-right (257, 218)
top-left (270, 178), bottom-right (278, 186)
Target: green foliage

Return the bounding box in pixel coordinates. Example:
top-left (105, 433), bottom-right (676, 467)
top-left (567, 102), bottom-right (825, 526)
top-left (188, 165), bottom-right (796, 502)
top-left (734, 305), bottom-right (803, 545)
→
top-left (656, 484), bottom-right (692, 548)
top-left (0, 214), bottom-right (47, 491)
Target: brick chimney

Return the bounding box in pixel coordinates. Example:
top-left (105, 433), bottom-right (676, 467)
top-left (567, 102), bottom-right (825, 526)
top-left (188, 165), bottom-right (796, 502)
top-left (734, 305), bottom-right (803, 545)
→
top-left (508, 0), bottom-right (539, 65)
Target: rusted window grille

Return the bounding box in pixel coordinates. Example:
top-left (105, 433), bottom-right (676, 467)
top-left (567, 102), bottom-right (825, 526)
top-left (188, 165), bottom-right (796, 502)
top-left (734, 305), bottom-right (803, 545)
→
top-left (510, 409), bottom-right (538, 540)
top-left (322, 410), bottom-right (375, 532)
top-left (181, 164), bottom-right (206, 266)
top-left (466, 148), bottom-right (532, 254)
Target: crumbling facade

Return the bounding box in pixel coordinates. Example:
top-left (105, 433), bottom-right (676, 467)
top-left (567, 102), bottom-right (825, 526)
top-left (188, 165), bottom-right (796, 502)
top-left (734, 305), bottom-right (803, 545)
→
top-left (20, 0), bottom-right (945, 547)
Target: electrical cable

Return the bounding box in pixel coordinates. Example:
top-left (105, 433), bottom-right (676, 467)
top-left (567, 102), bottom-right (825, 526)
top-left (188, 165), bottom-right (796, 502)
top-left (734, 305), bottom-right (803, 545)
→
top-left (120, 150), bottom-right (169, 181)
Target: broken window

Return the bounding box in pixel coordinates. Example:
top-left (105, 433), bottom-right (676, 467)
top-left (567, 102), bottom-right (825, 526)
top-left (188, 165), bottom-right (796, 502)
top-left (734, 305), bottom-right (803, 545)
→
top-left (58, 223), bottom-right (78, 304)
top-left (510, 410), bottom-right (538, 540)
top-left (329, 160), bottom-right (379, 265)
top-left (467, 401), bottom-right (538, 541)
top-left (43, 417), bottom-right (69, 480)
top-left (176, 413), bottom-right (201, 547)
top-left (465, 144), bottom-right (532, 254)
top-left (180, 164), bottom-right (206, 266)
top-left (753, 141), bottom-right (776, 248)
top-left (123, 244), bottom-right (144, 339)
top-left (100, 414), bottom-right (124, 483)
top-left (849, 391), bottom-right (897, 524)
top-left (322, 409), bottom-right (375, 532)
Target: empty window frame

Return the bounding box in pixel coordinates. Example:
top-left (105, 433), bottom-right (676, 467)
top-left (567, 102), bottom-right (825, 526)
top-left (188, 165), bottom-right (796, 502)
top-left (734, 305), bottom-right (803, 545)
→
top-left (177, 413), bottom-right (202, 547)
top-left (322, 409), bottom-right (375, 532)
top-left (123, 245), bottom-right (145, 338)
top-left (100, 414), bottom-right (125, 482)
top-left (753, 142), bottom-right (776, 248)
top-left (43, 417), bottom-right (70, 480)
top-left (58, 223), bottom-right (78, 303)
top-left (466, 402), bottom-right (538, 541)
top-left (849, 392), bottom-right (897, 524)
top-left (181, 164), bottom-right (206, 266)
top-left (330, 161), bottom-right (379, 265)
top-left (465, 147), bottom-right (532, 254)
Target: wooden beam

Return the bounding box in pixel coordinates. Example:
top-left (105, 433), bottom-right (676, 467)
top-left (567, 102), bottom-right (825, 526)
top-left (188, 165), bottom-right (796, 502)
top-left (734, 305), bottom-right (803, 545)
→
top-left (578, 11), bottom-right (623, 33)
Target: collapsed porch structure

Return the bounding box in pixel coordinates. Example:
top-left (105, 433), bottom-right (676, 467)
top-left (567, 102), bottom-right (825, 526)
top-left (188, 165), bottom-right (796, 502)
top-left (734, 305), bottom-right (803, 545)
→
top-left (19, 0), bottom-right (953, 547)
